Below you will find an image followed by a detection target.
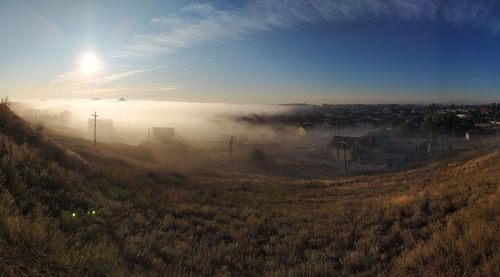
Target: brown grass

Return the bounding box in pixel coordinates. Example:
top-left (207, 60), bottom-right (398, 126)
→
top-left (0, 104), bottom-right (498, 276)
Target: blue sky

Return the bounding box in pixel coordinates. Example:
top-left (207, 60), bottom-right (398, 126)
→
top-left (1, 0), bottom-right (499, 104)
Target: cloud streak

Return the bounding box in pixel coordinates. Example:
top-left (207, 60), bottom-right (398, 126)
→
top-left (50, 66), bottom-right (169, 87)
top-left (46, 66), bottom-right (184, 98)
top-left (108, 0), bottom-right (500, 58)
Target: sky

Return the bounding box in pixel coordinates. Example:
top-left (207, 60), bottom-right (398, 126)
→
top-left (1, 0), bottom-right (500, 104)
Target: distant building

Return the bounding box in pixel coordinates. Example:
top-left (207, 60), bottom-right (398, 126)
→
top-left (382, 107), bottom-right (392, 114)
top-left (295, 123), bottom-right (314, 136)
top-left (331, 118), bottom-right (352, 130)
top-left (329, 134), bottom-right (390, 162)
top-left (465, 128), bottom-right (496, 141)
top-left (480, 106), bottom-right (491, 115)
top-left (295, 126), bottom-right (306, 136)
top-left (152, 127), bottom-right (175, 144)
top-left (329, 136), bottom-right (359, 162)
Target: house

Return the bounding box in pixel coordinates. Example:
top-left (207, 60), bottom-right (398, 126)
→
top-left (465, 128), bottom-right (496, 141)
top-left (295, 123), bottom-right (314, 136)
top-left (295, 126), bottom-right (306, 136)
top-left (331, 117), bottom-right (352, 130)
top-left (152, 127), bottom-right (175, 144)
top-left (329, 133), bottom-right (391, 163)
top-left (480, 106), bottom-right (491, 115)
top-left (328, 136), bottom-right (359, 162)
top-left (382, 107), bottom-right (392, 114)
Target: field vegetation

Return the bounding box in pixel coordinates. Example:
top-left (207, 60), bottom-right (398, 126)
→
top-left (0, 103), bottom-right (498, 276)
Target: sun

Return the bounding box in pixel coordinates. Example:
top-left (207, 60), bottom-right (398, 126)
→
top-left (80, 52), bottom-right (100, 74)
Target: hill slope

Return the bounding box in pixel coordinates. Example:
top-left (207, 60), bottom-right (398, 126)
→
top-left (0, 103), bottom-right (498, 276)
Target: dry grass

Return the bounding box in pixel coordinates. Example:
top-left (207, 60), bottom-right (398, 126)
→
top-left (0, 104), bottom-right (498, 276)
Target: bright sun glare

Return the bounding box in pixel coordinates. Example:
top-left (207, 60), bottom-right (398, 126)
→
top-left (80, 52), bottom-right (100, 74)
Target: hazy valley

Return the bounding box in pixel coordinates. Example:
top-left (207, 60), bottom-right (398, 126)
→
top-left (0, 102), bottom-right (498, 275)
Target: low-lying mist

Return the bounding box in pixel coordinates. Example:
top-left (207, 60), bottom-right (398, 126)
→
top-left (10, 99), bottom-right (377, 156)
top-left (10, 99), bottom-right (293, 146)
top-left (10, 99), bottom-right (382, 177)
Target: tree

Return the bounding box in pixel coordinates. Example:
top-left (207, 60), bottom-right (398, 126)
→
top-left (1, 96), bottom-right (10, 106)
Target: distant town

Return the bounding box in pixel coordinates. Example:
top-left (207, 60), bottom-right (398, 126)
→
top-left (235, 103), bottom-right (500, 174)
top-left (10, 100), bottom-right (500, 177)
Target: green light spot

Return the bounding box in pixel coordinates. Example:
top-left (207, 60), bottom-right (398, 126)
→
top-left (92, 210), bottom-right (96, 215)
top-left (72, 212), bottom-right (76, 217)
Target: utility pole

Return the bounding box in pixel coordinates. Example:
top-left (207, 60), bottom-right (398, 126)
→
top-left (148, 127), bottom-right (151, 146)
top-left (91, 111), bottom-right (98, 153)
top-left (341, 141), bottom-right (347, 177)
top-left (229, 135), bottom-right (234, 159)
top-left (416, 134), bottom-right (420, 156)
top-left (495, 103), bottom-right (498, 137)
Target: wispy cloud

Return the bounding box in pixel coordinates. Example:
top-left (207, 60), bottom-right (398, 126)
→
top-left (99, 65), bottom-right (169, 83)
top-left (53, 84), bottom-right (189, 99)
top-left (50, 66), bottom-right (169, 87)
top-left (46, 66), bottom-right (184, 98)
top-left (108, 0), bottom-right (500, 58)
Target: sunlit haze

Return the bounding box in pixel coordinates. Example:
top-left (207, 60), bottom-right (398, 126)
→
top-left (80, 51), bottom-right (100, 74)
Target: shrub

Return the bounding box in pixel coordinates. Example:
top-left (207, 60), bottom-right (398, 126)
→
top-left (248, 149), bottom-right (267, 168)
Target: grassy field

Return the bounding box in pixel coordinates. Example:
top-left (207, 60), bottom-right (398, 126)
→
top-left (0, 103), bottom-right (499, 276)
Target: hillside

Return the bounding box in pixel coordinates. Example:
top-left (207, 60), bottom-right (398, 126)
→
top-left (0, 103), bottom-right (499, 276)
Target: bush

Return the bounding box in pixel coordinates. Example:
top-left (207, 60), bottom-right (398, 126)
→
top-left (248, 149), bottom-right (267, 168)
